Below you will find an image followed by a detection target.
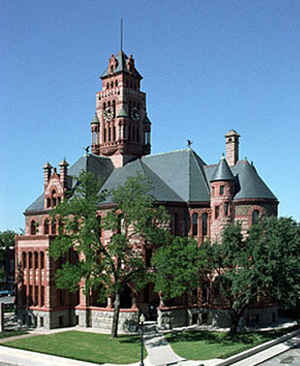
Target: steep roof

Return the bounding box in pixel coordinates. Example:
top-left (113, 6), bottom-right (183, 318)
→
top-left (100, 149), bottom-right (210, 203)
top-left (101, 50), bottom-right (142, 79)
top-left (25, 154), bottom-right (114, 213)
top-left (210, 156), bottom-right (234, 182)
top-left (232, 160), bottom-right (277, 200)
top-left (25, 149), bottom-right (277, 214)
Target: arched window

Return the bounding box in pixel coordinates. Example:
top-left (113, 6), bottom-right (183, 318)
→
top-left (224, 202), bottom-right (229, 216)
top-left (108, 127), bottom-right (111, 141)
top-left (51, 220), bottom-right (56, 235)
top-left (58, 219), bottom-right (63, 234)
top-left (47, 198), bottom-right (51, 208)
top-left (202, 213), bottom-right (208, 236)
top-left (52, 189), bottom-right (57, 207)
top-left (40, 252), bottom-right (44, 269)
top-left (30, 220), bottom-right (37, 235)
top-left (112, 100), bottom-right (116, 117)
top-left (252, 209), bottom-right (260, 225)
top-left (220, 185), bottom-right (224, 195)
top-left (136, 127), bottom-right (140, 142)
top-left (34, 252), bottom-right (38, 269)
top-left (106, 82), bottom-right (109, 89)
top-left (44, 219), bottom-right (49, 235)
top-left (104, 128), bottom-right (107, 142)
top-left (113, 126), bottom-right (116, 141)
top-left (28, 252), bottom-right (32, 269)
top-left (110, 81), bottom-right (113, 88)
top-left (192, 213), bottom-right (198, 236)
top-left (22, 252), bottom-right (27, 268)
top-left (115, 80), bottom-right (118, 87)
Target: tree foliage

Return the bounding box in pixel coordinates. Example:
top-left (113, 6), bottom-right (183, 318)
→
top-left (0, 230), bottom-right (16, 249)
top-left (49, 170), bottom-right (170, 337)
top-left (151, 236), bottom-right (208, 325)
top-left (202, 217), bottom-right (300, 335)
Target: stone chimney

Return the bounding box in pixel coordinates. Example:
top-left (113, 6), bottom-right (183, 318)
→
top-left (43, 162), bottom-right (52, 187)
top-left (59, 159), bottom-right (69, 188)
top-left (225, 130), bottom-right (240, 167)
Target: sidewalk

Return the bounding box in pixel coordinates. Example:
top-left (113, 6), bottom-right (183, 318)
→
top-left (0, 321), bottom-right (298, 366)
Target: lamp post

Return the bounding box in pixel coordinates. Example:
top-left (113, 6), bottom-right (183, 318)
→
top-left (139, 313), bottom-right (145, 366)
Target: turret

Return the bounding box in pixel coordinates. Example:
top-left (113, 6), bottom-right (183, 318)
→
top-left (90, 113), bottom-right (100, 154)
top-left (210, 155), bottom-right (235, 241)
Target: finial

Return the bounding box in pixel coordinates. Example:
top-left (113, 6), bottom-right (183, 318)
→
top-left (120, 18), bottom-right (123, 51)
top-left (84, 146), bottom-right (90, 157)
top-left (187, 139), bottom-right (192, 148)
top-left (222, 152), bottom-right (225, 158)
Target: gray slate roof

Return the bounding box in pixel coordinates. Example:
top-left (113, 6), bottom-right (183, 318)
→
top-left (101, 50), bottom-right (142, 80)
top-left (100, 149), bottom-right (210, 203)
top-left (232, 160), bottom-right (277, 200)
top-left (210, 156), bottom-right (234, 182)
top-left (25, 149), bottom-right (277, 214)
top-left (25, 154), bottom-right (114, 213)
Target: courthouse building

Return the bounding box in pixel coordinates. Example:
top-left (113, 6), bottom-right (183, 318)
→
top-left (15, 47), bottom-right (278, 331)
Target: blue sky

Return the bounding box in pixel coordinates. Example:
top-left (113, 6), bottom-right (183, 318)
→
top-left (1, 0), bottom-right (299, 231)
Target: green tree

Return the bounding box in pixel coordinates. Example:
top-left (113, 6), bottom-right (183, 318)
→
top-left (201, 224), bottom-right (256, 335)
top-left (151, 236), bottom-right (208, 325)
top-left (49, 171), bottom-right (170, 337)
top-left (247, 217), bottom-right (300, 310)
top-left (0, 230), bottom-right (16, 249)
top-left (0, 230), bottom-right (17, 281)
top-left (203, 217), bottom-right (300, 335)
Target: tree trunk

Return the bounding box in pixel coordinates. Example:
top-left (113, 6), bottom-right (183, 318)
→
top-left (111, 291), bottom-right (120, 338)
top-left (229, 313), bottom-right (239, 336)
top-left (184, 292), bottom-right (189, 326)
top-left (229, 308), bottom-right (245, 336)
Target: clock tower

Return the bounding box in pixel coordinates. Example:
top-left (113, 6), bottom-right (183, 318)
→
top-left (91, 50), bottom-right (151, 168)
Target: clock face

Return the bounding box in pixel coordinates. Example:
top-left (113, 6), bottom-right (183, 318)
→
top-left (103, 107), bottom-right (113, 122)
top-left (132, 107), bottom-right (140, 121)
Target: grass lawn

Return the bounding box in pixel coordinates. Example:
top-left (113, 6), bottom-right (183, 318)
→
top-left (166, 327), bottom-right (298, 360)
top-left (3, 330), bottom-right (145, 364)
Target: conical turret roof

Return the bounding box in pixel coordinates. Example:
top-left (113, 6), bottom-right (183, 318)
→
top-left (90, 113), bottom-right (100, 125)
top-left (117, 106), bottom-right (128, 118)
top-left (210, 155), bottom-right (234, 182)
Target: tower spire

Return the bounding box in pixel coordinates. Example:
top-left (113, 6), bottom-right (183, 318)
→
top-left (120, 18), bottom-right (123, 51)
